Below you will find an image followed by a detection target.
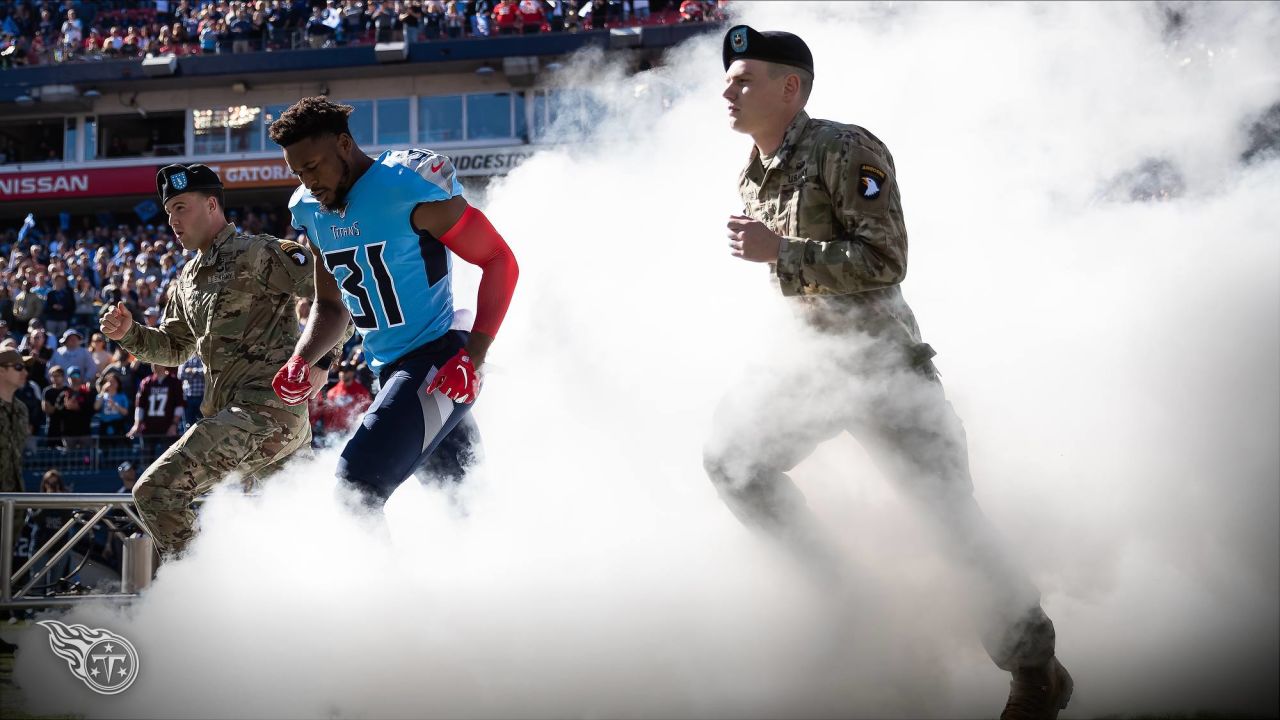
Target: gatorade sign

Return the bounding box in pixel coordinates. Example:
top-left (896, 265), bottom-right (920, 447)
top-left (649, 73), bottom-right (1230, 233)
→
top-left (203, 159), bottom-right (299, 189)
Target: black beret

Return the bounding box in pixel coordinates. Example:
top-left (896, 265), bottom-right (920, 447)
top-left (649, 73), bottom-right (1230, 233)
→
top-left (157, 163), bottom-right (223, 204)
top-left (723, 25), bottom-right (814, 76)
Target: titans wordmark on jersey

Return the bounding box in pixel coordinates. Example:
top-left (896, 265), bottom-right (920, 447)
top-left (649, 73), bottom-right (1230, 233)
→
top-left (289, 149), bottom-right (465, 370)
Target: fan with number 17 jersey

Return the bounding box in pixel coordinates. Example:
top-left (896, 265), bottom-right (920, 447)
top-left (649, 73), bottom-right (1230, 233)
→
top-left (288, 149), bottom-right (463, 370)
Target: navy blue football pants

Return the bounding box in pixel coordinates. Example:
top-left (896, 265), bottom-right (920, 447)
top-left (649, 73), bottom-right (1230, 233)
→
top-left (336, 330), bottom-right (480, 507)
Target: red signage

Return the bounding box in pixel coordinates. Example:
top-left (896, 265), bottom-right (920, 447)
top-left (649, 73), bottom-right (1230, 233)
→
top-left (0, 165), bottom-right (160, 202)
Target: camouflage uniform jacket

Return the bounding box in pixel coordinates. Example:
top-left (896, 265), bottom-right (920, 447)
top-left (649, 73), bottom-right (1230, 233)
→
top-left (0, 395), bottom-right (29, 492)
top-left (119, 223), bottom-right (339, 417)
top-left (740, 110), bottom-right (924, 352)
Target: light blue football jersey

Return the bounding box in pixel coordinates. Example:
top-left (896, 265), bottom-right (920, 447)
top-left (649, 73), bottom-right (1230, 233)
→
top-left (289, 149), bottom-right (465, 370)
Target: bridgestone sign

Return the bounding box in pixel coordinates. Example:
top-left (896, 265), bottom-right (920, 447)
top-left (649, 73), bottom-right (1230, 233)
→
top-left (450, 148), bottom-right (538, 175)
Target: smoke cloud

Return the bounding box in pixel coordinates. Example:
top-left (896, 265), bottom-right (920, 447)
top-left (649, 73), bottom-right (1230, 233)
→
top-left (13, 2), bottom-right (1279, 717)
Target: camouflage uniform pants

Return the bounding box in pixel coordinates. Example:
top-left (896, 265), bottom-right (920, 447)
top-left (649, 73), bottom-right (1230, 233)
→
top-left (133, 403), bottom-right (310, 557)
top-left (702, 343), bottom-right (1055, 672)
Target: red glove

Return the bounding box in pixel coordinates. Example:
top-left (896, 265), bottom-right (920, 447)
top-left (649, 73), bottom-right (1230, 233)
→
top-left (425, 349), bottom-right (480, 404)
top-left (272, 355), bottom-right (313, 406)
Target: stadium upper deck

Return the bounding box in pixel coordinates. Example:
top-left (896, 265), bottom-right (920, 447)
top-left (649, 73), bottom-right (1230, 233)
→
top-left (0, 1), bottom-right (720, 219)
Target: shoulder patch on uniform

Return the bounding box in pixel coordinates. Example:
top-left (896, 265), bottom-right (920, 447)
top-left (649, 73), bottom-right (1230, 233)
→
top-left (859, 164), bottom-right (887, 200)
top-left (386, 149), bottom-right (458, 198)
top-left (279, 240), bottom-right (309, 267)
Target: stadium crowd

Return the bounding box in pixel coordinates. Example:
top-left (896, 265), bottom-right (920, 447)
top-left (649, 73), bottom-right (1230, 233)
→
top-left (1, 208), bottom-right (376, 491)
top-left (0, 0), bottom-right (724, 66)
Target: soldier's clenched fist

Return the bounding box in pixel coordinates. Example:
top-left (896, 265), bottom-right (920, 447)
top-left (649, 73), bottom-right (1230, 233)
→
top-left (100, 302), bottom-right (134, 341)
top-left (727, 214), bottom-right (782, 263)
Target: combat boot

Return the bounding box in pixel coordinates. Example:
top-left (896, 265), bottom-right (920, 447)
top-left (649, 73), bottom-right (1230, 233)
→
top-left (1000, 656), bottom-right (1073, 720)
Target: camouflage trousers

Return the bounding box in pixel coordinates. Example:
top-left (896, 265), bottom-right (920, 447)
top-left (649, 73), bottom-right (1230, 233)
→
top-left (702, 343), bottom-right (1056, 672)
top-left (133, 402), bottom-right (310, 558)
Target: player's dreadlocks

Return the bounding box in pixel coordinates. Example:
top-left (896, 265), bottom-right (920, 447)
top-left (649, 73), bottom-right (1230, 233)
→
top-left (268, 96), bottom-right (354, 147)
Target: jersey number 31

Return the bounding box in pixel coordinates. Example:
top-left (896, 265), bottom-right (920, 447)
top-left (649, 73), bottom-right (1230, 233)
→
top-left (323, 243), bottom-right (411, 330)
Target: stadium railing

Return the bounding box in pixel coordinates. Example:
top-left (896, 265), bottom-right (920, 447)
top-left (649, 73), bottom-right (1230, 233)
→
top-left (22, 434), bottom-right (179, 491)
top-left (0, 492), bottom-right (163, 611)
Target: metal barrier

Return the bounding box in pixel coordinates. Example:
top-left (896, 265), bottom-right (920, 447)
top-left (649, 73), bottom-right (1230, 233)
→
top-left (0, 493), bottom-right (159, 610)
top-left (21, 435), bottom-right (180, 490)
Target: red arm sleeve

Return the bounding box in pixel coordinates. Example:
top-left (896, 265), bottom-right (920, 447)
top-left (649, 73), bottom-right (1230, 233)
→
top-left (437, 205), bottom-right (519, 338)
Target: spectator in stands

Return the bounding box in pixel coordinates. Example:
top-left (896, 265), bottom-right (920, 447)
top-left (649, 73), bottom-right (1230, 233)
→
top-left (73, 276), bottom-right (99, 328)
top-left (305, 6), bottom-right (334, 48)
top-left (21, 344), bottom-right (48, 390)
top-left (53, 329), bottom-right (96, 379)
top-left (42, 273), bottom-right (76, 339)
top-left (12, 279), bottom-right (43, 336)
top-left (216, 18), bottom-right (234, 55)
top-left (346, 345), bottom-right (377, 391)
top-left (518, 0), bottom-right (543, 34)
top-left (444, 0), bottom-right (463, 38)
top-left (199, 19), bottom-right (219, 52)
top-left (337, 1), bottom-right (362, 44)
top-left (42, 364), bottom-right (67, 432)
top-left (323, 360), bottom-right (372, 435)
top-left (0, 28), bottom-right (21, 68)
top-left (94, 372), bottom-right (131, 445)
top-left (83, 27), bottom-right (103, 58)
top-left (116, 461), bottom-right (138, 494)
top-left (179, 354), bottom-right (205, 425)
top-left (138, 24), bottom-right (155, 55)
top-left (129, 364), bottom-right (185, 453)
top-left (19, 327), bottom-right (52, 363)
top-left (171, 20), bottom-right (191, 47)
top-left (401, 1), bottom-right (424, 43)
top-left (98, 280), bottom-right (124, 320)
top-left (371, 1), bottom-right (397, 43)
top-left (158, 253), bottom-right (180, 284)
top-left (88, 333), bottom-right (113, 372)
top-left (0, 348), bottom-right (29, 492)
top-left (154, 24), bottom-right (176, 54)
top-left (295, 295), bottom-right (311, 333)
top-left (135, 278), bottom-right (158, 314)
top-left (59, 8), bottom-right (82, 57)
top-left (101, 347), bottom-right (140, 395)
top-left (229, 10), bottom-right (254, 52)
top-left (548, 0), bottom-right (568, 32)
top-left (251, 4), bottom-right (268, 49)
top-left (103, 26), bottom-right (125, 56)
top-left (16, 356), bottom-right (44, 444)
top-left (493, 0), bottom-right (519, 34)
top-left (56, 366), bottom-right (95, 448)
top-left (37, 8), bottom-right (57, 46)
top-left (678, 0), bottom-right (704, 23)
top-left (122, 25), bottom-right (140, 55)
top-left (23, 470), bottom-right (75, 591)
top-left (265, 2), bottom-right (289, 48)
top-left (142, 306), bottom-right (162, 329)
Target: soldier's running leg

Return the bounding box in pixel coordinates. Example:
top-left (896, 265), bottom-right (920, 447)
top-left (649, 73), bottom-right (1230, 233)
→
top-left (132, 403), bottom-right (310, 558)
top-left (234, 404), bottom-right (313, 491)
top-left (702, 366), bottom-right (847, 582)
top-left (851, 361), bottom-right (1056, 672)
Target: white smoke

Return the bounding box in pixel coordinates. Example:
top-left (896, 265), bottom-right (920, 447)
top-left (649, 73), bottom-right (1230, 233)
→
top-left (12, 2), bottom-right (1280, 717)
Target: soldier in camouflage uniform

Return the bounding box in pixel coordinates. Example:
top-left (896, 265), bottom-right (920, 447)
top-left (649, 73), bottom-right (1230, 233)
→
top-left (709, 26), bottom-right (1072, 719)
top-left (101, 164), bottom-right (343, 558)
top-left (0, 348), bottom-right (30, 493)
